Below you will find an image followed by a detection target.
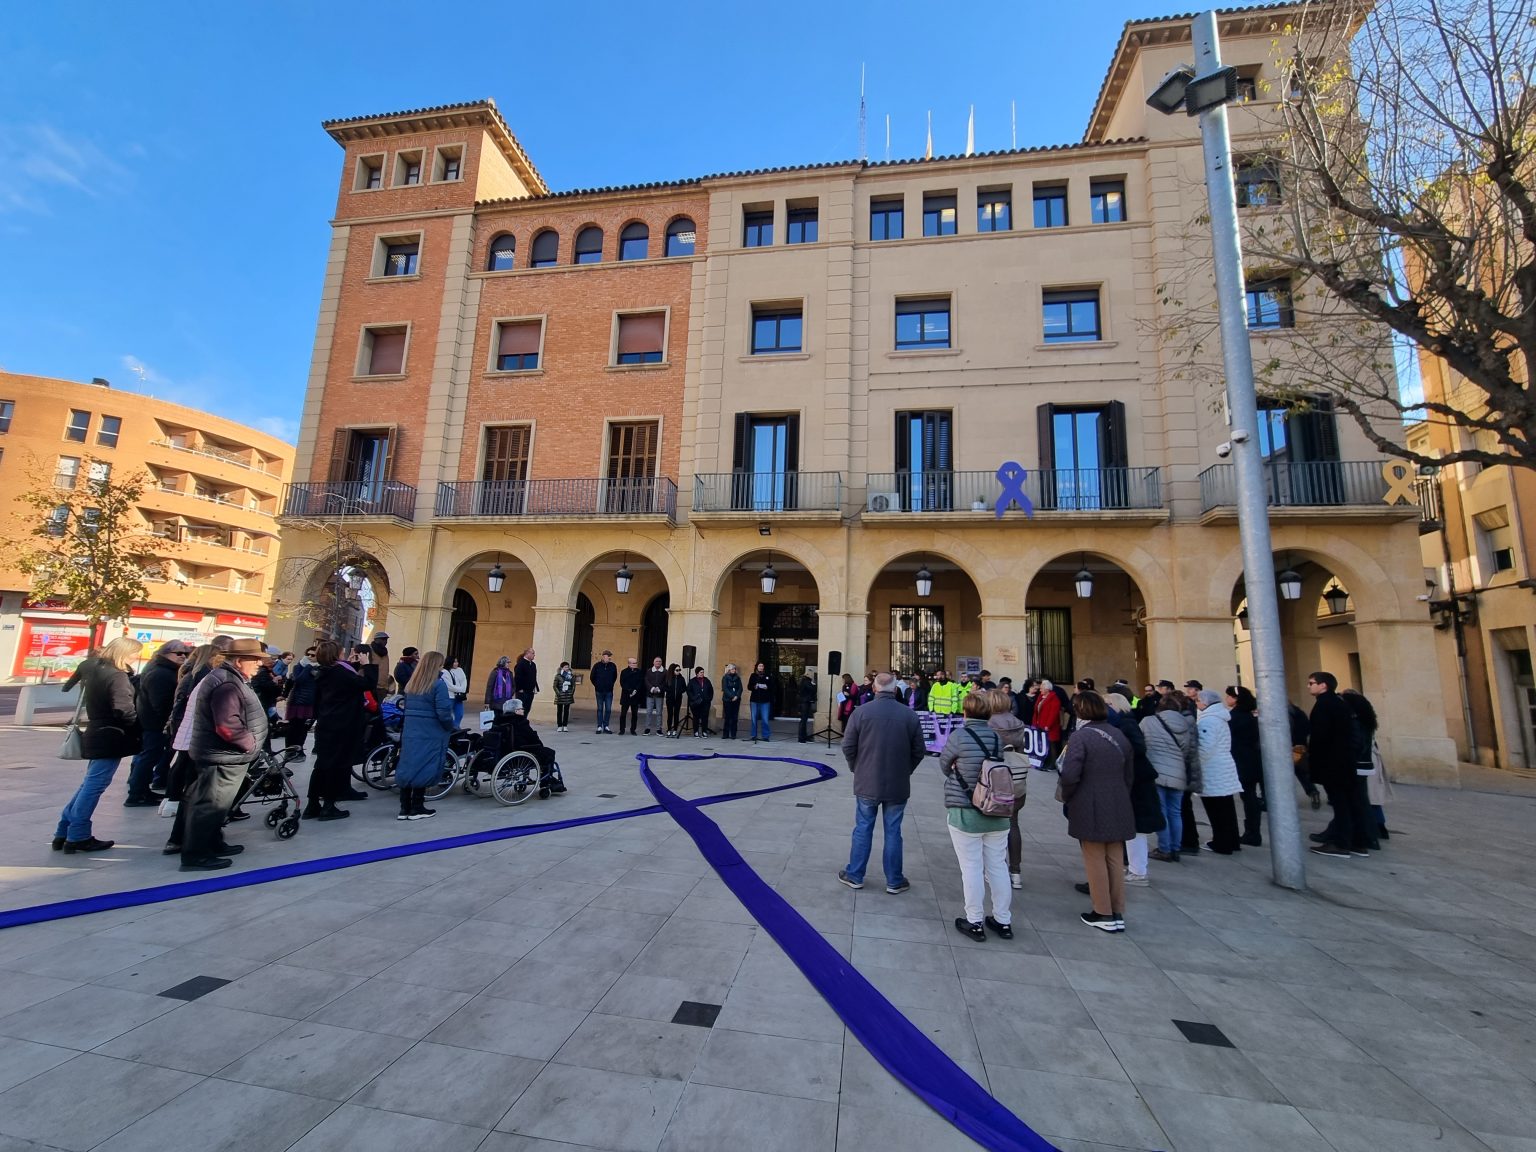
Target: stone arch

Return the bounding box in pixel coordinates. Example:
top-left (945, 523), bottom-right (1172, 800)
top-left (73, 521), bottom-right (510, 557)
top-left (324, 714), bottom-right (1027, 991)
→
top-left (854, 539), bottom-right (998, 613)
top-left (707, 538), bottom-right (841, 611)
top-left (436, 538), bottom-right (555, 606)
top-left (563, 539), bottom-right (687, 611)
top-left (1023, 549), bottom-right (1153, 686)
top-left (1204, 530), bottom-right (1403, 624)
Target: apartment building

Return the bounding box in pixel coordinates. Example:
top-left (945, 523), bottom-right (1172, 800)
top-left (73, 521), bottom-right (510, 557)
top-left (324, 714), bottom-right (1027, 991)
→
top-left (276, 5), bottom-right (1458, 781)
top-left (0, 372), bottom-right (293, 679)
top-left (1410, 384), bottom-right (1536, 772)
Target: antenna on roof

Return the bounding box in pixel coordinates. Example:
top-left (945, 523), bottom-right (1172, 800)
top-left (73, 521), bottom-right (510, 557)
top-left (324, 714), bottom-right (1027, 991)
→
top-left (885, 114), bottom-right (891, 162)
top-left (858, 64), bottom-right (867, 161)
top-left (925, 110), bottom-right (933, 160)
top-left (966, 105), bottom-right (975, 156)
top-left (1011, 100), bottom-right (1017, 149)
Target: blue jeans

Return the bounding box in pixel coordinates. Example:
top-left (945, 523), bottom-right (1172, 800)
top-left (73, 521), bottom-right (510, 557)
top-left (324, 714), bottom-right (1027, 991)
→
top-left (452, 699), bottom-right (465, 728)
top-left (1156, 785), bottom-right (1183, 855)
top-left (56, 757), bottom-right (123, 842)
top-left (127, 729), bottom-right (169, 799)
top-left (750, 701), bottom-right (771, 741)
top-left (594, 692), bottom-right (612, 729)
top-left (845, 797), bottom-right (907, 887)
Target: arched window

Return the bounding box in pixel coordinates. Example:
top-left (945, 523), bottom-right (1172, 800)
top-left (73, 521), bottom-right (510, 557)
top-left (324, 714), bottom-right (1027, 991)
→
top-left (573, 226), bottom-right (604, 264)
top-left (530, 229), bottom-right (559, 268)
top-left (665, 216), bottom-right (697, 257)
top-left (619, 221), bottom-right (649, 261)
top-left (487, 233), bottom-right (516, 272)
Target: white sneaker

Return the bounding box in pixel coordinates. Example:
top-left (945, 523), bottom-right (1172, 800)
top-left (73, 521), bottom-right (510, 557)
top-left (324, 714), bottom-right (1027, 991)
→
top-left (159, 799), bottom-right (178, 818)
top-left (1010, 872), bottom-right (1022, 890)
top-left (1124, 870), bottom-right (1149, 887)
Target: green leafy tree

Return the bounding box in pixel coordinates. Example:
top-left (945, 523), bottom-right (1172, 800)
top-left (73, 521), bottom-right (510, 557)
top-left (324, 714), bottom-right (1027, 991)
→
top-left (8, 455), bottom-right (168, 643)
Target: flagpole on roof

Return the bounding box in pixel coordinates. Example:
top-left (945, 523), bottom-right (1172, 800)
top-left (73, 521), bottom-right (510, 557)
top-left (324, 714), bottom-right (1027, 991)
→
top-left (925, 110), bottom-right (932, 160)
top-left (966, 105), bottom-right (975, 156)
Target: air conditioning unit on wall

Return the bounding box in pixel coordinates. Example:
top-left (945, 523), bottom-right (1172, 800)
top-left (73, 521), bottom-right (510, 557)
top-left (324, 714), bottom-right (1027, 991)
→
top-left (866, 491), bottom-right (902, 513)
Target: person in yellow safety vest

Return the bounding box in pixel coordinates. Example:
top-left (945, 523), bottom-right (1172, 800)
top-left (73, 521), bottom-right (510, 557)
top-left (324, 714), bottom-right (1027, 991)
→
top-left (928, 670), bottom-right (964, 715)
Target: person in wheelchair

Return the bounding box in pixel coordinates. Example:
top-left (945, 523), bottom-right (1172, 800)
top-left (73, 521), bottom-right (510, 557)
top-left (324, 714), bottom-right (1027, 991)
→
top-left (499, 699), bottom-right (567, 797)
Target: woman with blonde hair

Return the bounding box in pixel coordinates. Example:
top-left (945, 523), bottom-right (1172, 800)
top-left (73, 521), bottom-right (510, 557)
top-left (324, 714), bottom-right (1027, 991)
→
top-left (53, 636), bottom-right (143, 853)
top-left (398, 651), bottom-right (454, 820)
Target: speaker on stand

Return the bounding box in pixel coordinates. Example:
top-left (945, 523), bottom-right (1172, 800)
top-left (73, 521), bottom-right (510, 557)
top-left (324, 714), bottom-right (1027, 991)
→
top-left (814, 650), bottom-right (843, 747)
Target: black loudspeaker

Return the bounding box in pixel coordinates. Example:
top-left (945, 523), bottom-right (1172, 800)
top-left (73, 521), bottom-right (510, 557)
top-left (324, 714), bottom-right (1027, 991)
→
top-left (681, 644), bottom-right (697, 669)
top-left (827, 650), bottom-right (842, 676)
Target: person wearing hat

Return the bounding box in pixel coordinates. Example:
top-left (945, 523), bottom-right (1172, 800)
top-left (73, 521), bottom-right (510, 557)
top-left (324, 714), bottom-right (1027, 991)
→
top-left (393, 647), bottom-right (420, 696)
top-left (125, 639), bottom-right (191, 806)
top-left (485, 655), bottom-right (515, 711)
top-left (1182, 680), bottom-right (1203, 706)
top-left (502, 698), bottom-right (566, 796)
top-left (180, 637), bottom-right (268, 871)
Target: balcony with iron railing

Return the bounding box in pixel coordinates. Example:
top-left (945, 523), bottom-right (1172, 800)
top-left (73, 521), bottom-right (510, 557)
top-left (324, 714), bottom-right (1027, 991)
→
top-left (282, 481), bottom-right (418, 522)
top-left (433, 477), bottom-right (677, 521)
top-left (1416, 474), bottom-right (1444, 533)
top-left (863, 468), bottom-right (1165, 516)
top-left (1198, 459), bottom-right (1422, 521)
top-left (692, 472), bottom-right (843, 517)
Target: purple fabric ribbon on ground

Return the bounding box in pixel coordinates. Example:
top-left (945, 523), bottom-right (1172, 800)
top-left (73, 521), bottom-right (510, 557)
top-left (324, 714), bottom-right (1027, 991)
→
top-left (639, 751), bottom-right (1060, 1152)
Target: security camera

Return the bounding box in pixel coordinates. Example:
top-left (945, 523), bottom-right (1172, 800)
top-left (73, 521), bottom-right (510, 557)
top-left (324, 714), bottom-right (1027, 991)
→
top-left (1415, 594), bottom-right (1432, 602)
top-left (1216, 441), bottom-right (1233, 458)
top-left (1230, 429), bottom-right (1251, 443)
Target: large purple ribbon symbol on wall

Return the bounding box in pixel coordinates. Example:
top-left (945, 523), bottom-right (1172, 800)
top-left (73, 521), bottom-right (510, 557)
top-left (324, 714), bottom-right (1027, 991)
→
top-left (995, 461), bottom-right (1034, 519)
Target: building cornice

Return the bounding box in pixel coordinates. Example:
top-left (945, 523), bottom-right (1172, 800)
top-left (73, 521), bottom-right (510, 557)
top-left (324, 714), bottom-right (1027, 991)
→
top-left (323, 99), bottom-right (548, 196)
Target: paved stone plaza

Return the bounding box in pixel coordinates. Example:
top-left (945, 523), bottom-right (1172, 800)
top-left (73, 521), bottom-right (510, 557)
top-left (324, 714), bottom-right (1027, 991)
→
top-left (0, 715), bottom-right (1534, 1152)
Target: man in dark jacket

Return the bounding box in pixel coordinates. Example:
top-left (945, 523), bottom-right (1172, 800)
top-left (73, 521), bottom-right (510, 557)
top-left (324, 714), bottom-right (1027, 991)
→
top-left (686, 667), bottom-right (714, 737)
top-left (393, 647), bottom-right (419, 694)
top-left (838, 673), bottom-right (926, 894)
top-left (589, 650), bottom-right (618, 733)
top-left (514, 647), bottom-right (539, 718)
top-left (797, 671), bottom-right (818, 742)
top-left (617, 657), bottom-right (644, 735)
top-left (126, 639), bottom-right (190, 804)
top-left (181, 638), bottom-right (268, 872)
top-left (1307, 671), bottom-right (1365, 858)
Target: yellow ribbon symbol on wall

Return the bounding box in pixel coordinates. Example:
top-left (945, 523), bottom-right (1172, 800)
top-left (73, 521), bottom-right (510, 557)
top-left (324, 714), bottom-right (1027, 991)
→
top-left (1381, 460), bottom-right (1416, 505)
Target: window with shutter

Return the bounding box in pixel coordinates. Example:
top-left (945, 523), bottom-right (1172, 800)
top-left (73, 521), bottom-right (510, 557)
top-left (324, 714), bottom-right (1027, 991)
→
top-left (616, 313), bottom-right (665, 364)
top-left (363, 327), bottom-right (407, 375)
top-left (479, 425), bottom-right (531, 515)
top-left (895, 410), bottom-right (953, 510)
top-left (530, 230), bottom-right (559, 268)
top-left (619, 222), bottom-right (649, 260)
top-left (605, 421), bottom-right (660, 514)
top-left (495, 320), bottom-right (542, 371)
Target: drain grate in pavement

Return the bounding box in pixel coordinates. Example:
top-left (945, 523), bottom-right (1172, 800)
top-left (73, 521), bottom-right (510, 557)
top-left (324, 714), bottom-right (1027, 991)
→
top-left (597, 793), bottom-right (618, 798)
top-left (795, 802), bottom-right (813, 808)
top-left (1172, 1020), bottom-right (1234, 1047)
top-left (159, 976), bottom-right (232, 1001)
top-left (671, 1001), bottom-right (722, 1028)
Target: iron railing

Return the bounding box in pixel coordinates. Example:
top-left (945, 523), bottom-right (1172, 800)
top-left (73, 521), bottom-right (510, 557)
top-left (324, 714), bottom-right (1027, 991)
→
top-left (1199, 460), bottom-right (1396, 512)
top-left (282, 481), bottom-right (418, 521)
top-left (692, 472), bottom-right (843, 513)
top-left (865, 468), bottom-right (1163, 513)
top-left (1416, 474), bottom-right (1443, 532)
top-left (434, 477), bottom-right (677, 519)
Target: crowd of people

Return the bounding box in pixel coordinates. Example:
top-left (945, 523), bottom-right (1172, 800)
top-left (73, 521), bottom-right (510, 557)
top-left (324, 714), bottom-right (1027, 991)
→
top-left (49, 630), bottom-right (1391, 910)
top-left (834, 668), bottom-right (1393, 938)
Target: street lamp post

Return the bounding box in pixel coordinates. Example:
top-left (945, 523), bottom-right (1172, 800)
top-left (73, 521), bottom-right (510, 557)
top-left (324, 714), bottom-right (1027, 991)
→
top-left (1147, 10), bottom-right (1306, 890)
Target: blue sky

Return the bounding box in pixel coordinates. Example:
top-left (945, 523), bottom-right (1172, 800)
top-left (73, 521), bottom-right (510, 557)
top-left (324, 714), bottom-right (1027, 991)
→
top-left (1, 0), bottom-right (1173, 443)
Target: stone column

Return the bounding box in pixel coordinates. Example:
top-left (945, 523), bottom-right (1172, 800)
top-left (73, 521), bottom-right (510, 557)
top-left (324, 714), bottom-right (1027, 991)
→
top-left (531, 605), bottom-right (577, 696)
top-left (979, 614), bottom-right (1030, 685)
top-left (668, 608), bottom-right (720, 674)
top-left (1351, 619), bottom-right (1459, 784)
top-left (815, 610), bottom-right (868, 727)
top-left (1143, 616), bottom-right (1238, 690)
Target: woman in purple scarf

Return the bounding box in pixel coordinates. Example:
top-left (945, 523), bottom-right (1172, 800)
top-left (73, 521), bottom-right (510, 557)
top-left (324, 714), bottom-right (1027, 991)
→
top-left (484, 655), bottom-right (515, 710)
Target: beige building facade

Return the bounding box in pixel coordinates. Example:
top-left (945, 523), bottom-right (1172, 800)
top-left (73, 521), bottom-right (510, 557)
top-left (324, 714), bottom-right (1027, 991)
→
top-left (0, 372), bottom-right (293, 679)
top-left (275, 6), bottom-right (1458, 781)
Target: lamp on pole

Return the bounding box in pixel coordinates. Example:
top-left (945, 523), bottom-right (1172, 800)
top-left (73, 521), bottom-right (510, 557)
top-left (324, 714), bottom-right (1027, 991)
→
top-left (1146, 10), bottom-right (1305, 890)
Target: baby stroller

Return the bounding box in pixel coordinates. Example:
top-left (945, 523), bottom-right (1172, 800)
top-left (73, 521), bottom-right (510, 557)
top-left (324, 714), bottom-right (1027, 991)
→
top-left (232, 746), bottom-right (305, 839)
